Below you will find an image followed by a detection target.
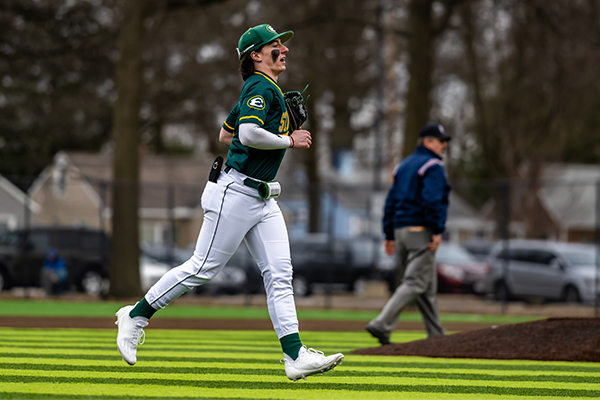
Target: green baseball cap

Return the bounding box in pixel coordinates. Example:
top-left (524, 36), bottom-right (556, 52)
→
top-left (237, 24), bottom-right (294, 60)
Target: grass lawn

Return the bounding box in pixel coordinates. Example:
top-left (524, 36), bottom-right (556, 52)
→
top-left (0, 299), bottom-right (541, 324)
top-left (0, 328), bottom-right (599, 400)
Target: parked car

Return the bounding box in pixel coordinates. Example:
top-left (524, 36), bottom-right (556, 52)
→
top-left (379, 242), bottom-right (490, 295)
top-left (461, 238), bottom-right (495, 262)
top-left (141, 242), bottom-right (263, 295)
top-left (347, 236), bottom-right (397, 293)
top-left (481, 240), bottom-right (599, 303)
top-left (290, 235), bottom-right (375, 297)
top-left (139, 255), bottom-right (171, 292)
top-left (0, 227), bottom-right (110, 294)
top-left (435, 243), bottom-right (490, 294)
top-left (0, 227), bottom-right (172, 295)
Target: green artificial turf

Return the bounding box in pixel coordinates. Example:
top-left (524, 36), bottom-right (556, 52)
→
top-left (0, 299), bottom-right (540, 325)
top-left (0, 328), bottom-right (598, 400)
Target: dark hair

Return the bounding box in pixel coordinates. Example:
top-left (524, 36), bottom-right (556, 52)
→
top-left (239, 56), bottom-right (255, 81)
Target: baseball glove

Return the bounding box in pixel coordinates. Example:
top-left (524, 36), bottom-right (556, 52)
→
top-left (284, 85), bottom-right (310, 132)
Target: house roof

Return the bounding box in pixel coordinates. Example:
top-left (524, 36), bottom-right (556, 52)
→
top-left (539, 163), bottom-right (600, 229)
top-left (0, 174), bottom-right (40, 212)
top-left (36, 151), bottom-right (212, 210)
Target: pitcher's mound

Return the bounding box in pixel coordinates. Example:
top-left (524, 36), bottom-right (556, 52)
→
top-left (352, 317), bottom-right (600, 362)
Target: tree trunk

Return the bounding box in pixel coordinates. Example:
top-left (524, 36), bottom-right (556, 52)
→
top-left (402, 0), bottom-right (434, 158)
top-left (109, 0), bottom-right (147, 298)
top-left (305, 97), bottom-right (321, 233)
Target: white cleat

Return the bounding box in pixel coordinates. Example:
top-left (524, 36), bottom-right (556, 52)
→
top-left (282, 345), bottom-right (344, 382)
top-left (115, 305), bottom-right (148, 365)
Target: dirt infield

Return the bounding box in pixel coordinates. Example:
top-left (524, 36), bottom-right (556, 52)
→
top-left (353, 318), bottom-right (600, 362)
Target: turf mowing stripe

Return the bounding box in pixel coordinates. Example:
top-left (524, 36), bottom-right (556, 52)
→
top-left (0, 352), bottom-right (281, 363)
top-left (0, 395), bottom-right (282, 400)
top-left (0, 333), bottom-right (384, 348)
top-left (2, 384), bottom-right (574, 400)
top-left (3, 362), bottom-right (600, 384)
top-left (0, 346), bottom-right (286, 358)
top-left (0, 327), bottom-right (423, 347)
top-left (1, 374), bottom-right (599, 398)
top-left (0, 356), bottom-right (600, 382)
top-left (0, 341), bottom-right (373, 355)
top-left (3, 351), bottom-right (600, 375)
top-left (0, 336), bottom-right (284, 346)
top-left (0, 343), bottom-right (288, 354)
top-left (2, 368), bottom-right (599, 391)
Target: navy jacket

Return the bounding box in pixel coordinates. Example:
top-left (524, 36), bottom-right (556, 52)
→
top-left (383, 146), bottom-right (451, 240)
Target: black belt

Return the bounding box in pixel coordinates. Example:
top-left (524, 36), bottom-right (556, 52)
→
top-left (223, 166), bottom-right (262, 191)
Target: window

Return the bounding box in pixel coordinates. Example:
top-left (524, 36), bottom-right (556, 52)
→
top-left (82, 232), bottom-right (108, 252)
top-left (561, 248), bottom-right (597, 266)
top-left (55, 230), bottom-right (80, 250)
top-left (437, 244), bottom-right (477, 264)
top-left (498, 247), bottom-right (556, 265)
top-left (28, 233), bottom-right (50, 251)
top-left (0, 231), bottom-right (22, 246)
top-left (529, 251), bottom-right (555, 265)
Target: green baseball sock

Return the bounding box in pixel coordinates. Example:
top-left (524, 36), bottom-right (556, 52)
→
top-left (128, 297), bottom-right (157, 319)
top-left (280, 333), bottom-right (303, 360)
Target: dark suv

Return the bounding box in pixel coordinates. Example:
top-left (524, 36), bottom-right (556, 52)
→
top-left (0, 227), bottom-right (109, 294)
top-left (290, 236), bottom-right (375, 297)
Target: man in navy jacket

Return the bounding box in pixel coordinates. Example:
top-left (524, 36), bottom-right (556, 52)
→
top-left (367, 122), bottom-right (451, 345)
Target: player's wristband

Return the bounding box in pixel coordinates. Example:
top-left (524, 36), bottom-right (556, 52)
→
top-left (289, 136), bottom-right (295, 148)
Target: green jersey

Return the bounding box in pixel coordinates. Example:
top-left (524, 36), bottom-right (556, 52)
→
top-left (223, 71), bottom-right (290, 181)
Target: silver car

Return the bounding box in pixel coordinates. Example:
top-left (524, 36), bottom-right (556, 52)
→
top-left (482, 240), bottom-right (600, 303)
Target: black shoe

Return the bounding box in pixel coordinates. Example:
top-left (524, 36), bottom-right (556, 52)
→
top-left (366, 325), bottom-right (391, 346)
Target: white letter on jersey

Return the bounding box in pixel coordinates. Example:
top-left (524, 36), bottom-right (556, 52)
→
top-left (247, 96), bottom-right (265, 110)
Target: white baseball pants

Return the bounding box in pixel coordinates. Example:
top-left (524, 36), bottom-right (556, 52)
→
top-left (144, 168), bottom-right (299, 338)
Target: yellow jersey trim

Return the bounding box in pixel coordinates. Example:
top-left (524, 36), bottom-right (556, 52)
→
top-left (254, 71), bottom-right (283, 96)
top-left (223, 120), bottom-right (234, 131)
top-left (239, 115), bottom-right (264, 125)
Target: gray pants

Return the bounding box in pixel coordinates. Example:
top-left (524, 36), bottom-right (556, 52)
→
top-left (369, 227), bottom-right (444, 338)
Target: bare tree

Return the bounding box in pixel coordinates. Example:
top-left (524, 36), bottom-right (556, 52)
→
top-left (109, 0), bottom-right (148, 298)
top-left (402, 0), bottom-right (462, 158)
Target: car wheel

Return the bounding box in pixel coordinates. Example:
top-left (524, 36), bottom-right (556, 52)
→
top-left (493, 281), bottom-right (511, 302)
top-left (79, 269), bottom-right (106, 295)
top-left (293, 275), bottom-right (312, 297)
top-left (563, 285), bottom-right (581, 303)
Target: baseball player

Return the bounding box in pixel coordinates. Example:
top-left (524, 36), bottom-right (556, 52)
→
top-left (116, 23), bottom-right (344, 382)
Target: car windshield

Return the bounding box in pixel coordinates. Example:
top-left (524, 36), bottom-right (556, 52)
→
top-left (0, 231), bottom-right (23, 246)
top-left (437, 244), bottom-right (477, 263)
top-left (561, 248), bottom-right (598, 266)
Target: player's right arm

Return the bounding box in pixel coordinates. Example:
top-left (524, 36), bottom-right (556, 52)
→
top-left (219, 128), bottom-right (233, 145)
top-left (220, 104), bottom-right (238, 145)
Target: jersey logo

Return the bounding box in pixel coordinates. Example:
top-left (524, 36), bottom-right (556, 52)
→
top-left (247, 96), bottom-right (265, 110)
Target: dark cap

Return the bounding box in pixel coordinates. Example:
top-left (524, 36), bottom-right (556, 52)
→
top-left (418, 123), bottom-right (451, 142)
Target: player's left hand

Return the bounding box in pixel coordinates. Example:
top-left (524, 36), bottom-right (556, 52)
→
top-left (290, 129), bottom-right (312, 149)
